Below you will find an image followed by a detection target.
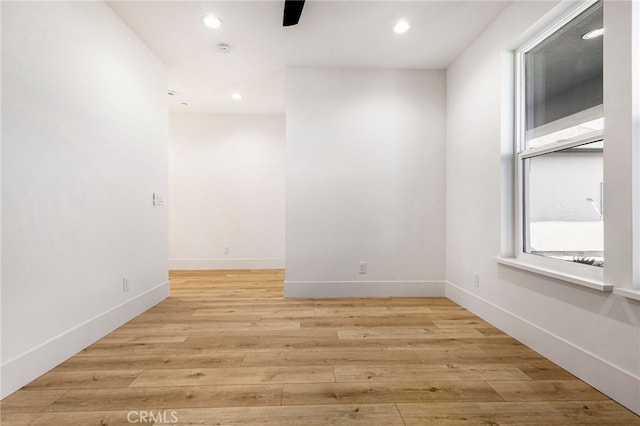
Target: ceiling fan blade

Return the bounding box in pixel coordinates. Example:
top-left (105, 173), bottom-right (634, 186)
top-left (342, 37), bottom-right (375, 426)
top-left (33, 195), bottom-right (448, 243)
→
top-left (283, 0), bottom-right (305, 26)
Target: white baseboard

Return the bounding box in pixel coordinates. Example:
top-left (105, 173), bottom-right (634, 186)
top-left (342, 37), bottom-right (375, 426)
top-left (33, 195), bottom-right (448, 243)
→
top-left (169, 258), bottom-right (285, 270)
top-left (284, 280), bottom-right (445, 298)
top-left (445, 281), bottom-right (640, 415)
top-left (0, 280), bottom-right (170, 399)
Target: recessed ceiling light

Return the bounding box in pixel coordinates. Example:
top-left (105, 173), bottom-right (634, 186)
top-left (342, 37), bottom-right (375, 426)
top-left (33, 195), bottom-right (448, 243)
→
top-left (181, 102), bottom-right (188, 106)
top-left (392, 20), bottom-right (410, 34)
top-left (168, 90), bottom-right (175, 96)
top-left (231, 93), bottom-right (242, 100)
top-left (203, 15), bottom-right (222, 29)
top-left (582, 28), bottom-right (603, 40)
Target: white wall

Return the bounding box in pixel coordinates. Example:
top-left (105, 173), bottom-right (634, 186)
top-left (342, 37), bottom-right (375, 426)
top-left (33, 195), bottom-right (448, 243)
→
top-left (445, 0), bottom-right (640, 414)
top-left (1, 1), bottom-right (168, 398)
top-left (528, 152), bottom-right (603, 253)
top-left (169, 113), bottom-right (285, 270)
top-left (603, 0), bottom-right (640, 292)
top-left (529, 153), bottom-right (603, 223)
top-left (285, 68), bottom-right (446, 297)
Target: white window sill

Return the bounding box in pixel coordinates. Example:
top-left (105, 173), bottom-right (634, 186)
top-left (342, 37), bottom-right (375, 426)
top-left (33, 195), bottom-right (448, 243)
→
top-left (613, 287), bottom-right (640, 302)
top-left (495, 257), bottom-right (613, 292)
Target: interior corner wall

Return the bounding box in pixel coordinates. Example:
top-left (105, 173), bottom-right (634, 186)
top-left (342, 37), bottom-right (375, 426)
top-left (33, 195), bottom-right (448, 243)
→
top-left (168, 113), bottom-right (285, 270)
top-left (1, 1), bottom-right (169, 398)
top-left (445, 0), bottom-right (640, 414)
top-left (285, 68), bottom-right (446, 297)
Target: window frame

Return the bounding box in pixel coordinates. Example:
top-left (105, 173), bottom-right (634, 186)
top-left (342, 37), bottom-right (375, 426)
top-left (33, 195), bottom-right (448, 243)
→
top-left (513, 0), bottom-right (604, 282)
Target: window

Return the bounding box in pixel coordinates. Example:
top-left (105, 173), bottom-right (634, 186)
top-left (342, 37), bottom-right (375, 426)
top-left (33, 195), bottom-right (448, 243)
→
top-left (515, 0), bottom-right (604, 276)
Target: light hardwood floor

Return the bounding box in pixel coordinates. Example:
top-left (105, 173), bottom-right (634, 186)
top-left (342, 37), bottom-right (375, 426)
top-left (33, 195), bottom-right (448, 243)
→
top-left (2, 270), bottom-right (638, 425)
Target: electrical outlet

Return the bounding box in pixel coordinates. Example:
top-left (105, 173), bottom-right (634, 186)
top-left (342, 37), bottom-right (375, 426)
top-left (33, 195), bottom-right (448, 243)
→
top-left (473, 273), bottom-right (480, 288)
top-left (123, 276), bottom-right (130, 293)
top-left (359, 261), bottom-right (367, 274)
top-left (224, 246), bottom-right (230, 255)
top-left (153, 192), bottom-right (164, 206)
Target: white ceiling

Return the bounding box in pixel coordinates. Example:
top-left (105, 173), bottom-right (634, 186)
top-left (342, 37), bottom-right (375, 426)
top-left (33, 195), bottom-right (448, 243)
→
top-left (108, 0), bottom-right (510, 114)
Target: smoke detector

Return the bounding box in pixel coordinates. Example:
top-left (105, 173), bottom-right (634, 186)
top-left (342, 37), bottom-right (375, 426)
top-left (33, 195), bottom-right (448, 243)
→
top-left (218, 43), bottom-right (231, 53)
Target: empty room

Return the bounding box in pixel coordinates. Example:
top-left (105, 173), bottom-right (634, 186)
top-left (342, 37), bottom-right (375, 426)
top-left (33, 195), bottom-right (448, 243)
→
top-left (2, 0), bottom-right (640, 424)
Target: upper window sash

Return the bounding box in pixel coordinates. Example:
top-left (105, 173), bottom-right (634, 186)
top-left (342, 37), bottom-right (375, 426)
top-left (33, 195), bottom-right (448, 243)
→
top-left (515, 0), bottom-right (603, 154)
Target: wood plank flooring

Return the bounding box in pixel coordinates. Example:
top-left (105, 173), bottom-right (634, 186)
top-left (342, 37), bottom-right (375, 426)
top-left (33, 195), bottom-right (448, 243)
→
top-left (2, 269), bottom-right (638, 425)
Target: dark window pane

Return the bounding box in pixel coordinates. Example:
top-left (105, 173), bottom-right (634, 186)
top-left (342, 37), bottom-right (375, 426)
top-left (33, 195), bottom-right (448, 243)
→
top-left (524, 1), bottom-right (603, 149)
